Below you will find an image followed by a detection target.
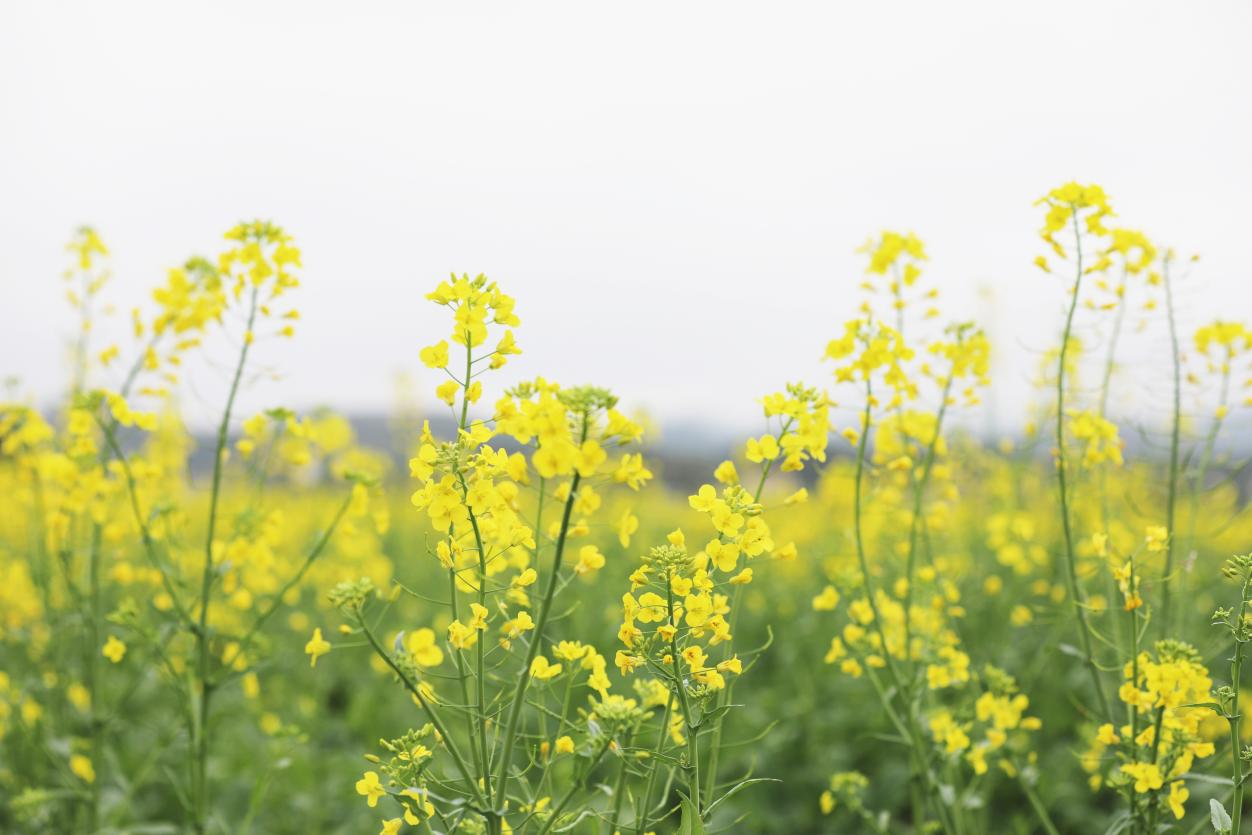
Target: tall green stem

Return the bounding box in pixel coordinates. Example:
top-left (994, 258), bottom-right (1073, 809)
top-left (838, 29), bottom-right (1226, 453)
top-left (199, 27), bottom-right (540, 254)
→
top-left (903, 370), bottom-right (955, 664)
top-left (1161, 256), bottom-right (1183, 636)
top-left (638, 695), bottom-right (674, 833)
top-left (86, 522), bottom-right (103, 831)
top-left (358, 618), bottom-right (490, 811)
top-left (1127, 561), bottom-right (1142, 831)
top-left (534, 740), bottom-right (611, 835)
top-left (1185, 361), bottom-right (1231, 574)
top-left (455, 337), bottom-right (493, 802)
top-left (448, 568), bottom-right (482, 776)
top-left (491, 416), bottom-right (589, 814)
top-left (1096, 270), bottom-right (1128, 554)
top-left (1228, 573), bottom-right (1250, 835)
top-left (1055, 209), bottom-right (1114, 725)
top-left (666, 581), bottom-right (701, 816)
top-left (464, 502), bottom-right (493, 822)
top-left (852, 379), bottom-right (903, 686)
top-left (607, 729), bottom-right (635, 833)
top-left (194, 287), bottom-right (259, 832)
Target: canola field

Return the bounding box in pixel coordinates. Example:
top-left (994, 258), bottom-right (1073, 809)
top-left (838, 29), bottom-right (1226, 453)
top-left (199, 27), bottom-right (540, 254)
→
top-left (2, 183), bottom-right (1252, 834)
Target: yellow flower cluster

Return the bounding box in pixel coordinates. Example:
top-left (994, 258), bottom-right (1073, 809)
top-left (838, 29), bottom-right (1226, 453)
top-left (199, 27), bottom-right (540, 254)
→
top-left (1067, 408), bottom-right (1124, 468)
top-left (1035, 181), bottom-right (1113, 264)
top-left (927, 666), bottom-right (1042, 776)
top-left (856, 230), bottom-right (939, 325)
top-left (1083, 640), bottom-right (1214, 821)
top-left (825, 318), bottom-right (916, 407)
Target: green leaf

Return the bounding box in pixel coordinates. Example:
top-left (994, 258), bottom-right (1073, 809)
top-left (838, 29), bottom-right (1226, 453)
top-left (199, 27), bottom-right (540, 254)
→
top-left (703, 778), bottom-right (781, 819)
top-left (1100, 811), bottom-right (1132, 835)
top-left (678, 793), bottom-right (707, 835)
top-left (1176, 771), bottom-right (1233, 787)
top-left (1178, 701), bottom-right (1224, 712)
top-left (629, 748), bottom-right (682, 767)
top-left (1210, 797), bottom-right (1232, 833)
top-left (697, 703), bottom-right (742, 726)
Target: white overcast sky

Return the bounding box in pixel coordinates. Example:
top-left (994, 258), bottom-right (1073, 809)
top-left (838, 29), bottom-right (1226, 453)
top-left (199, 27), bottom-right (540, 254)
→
top-left (2, 2), bottom-right (1249, 437)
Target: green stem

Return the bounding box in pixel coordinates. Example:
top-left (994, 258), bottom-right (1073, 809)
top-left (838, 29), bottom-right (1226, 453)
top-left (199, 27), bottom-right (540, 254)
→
top-left (491, 417), bottom-right (589, 814)
top-left (1185, 362), bottom-right (1231, 573)
top-left (537, 669), bottom-right (578, 799)
top-left (1055, 208), bottom-right (1114, 726)
top-left (607, 729), bottom-right (635, 834)
top-left (1161, 256), bottom-right (1182, 637)
top-left (666, 580), bottom-right (701, 816)
top-left (1097, 270), bottom-right (1129, 421)
top-left (358, 618), bottom-right (490, 811)
top-left (194, 286), bottom-right (259, 832)
top-left (639, 695), bottom-right (674, 833)
top-left (86, 522), bottom-right (102, 832)
top-left (903, 370), bottom-right (955, 667)
top-left (535, 739), bottom-right (612, 835)
top-left (447, 568), bottom-right (482, 778)
top-left (455, 338), bottom-right (495, 825)
top-left (862, 666), bottom-right (956, 835)
top-left (1229, 575), bottom-right (1250, 835)
top-left (96, 419), bottom-right (194, 625)
top-left (1096, 271), bottom-right (1127, 565)
top-left (1020, 776), bottom-right (1061, 835)
top-left (465, 502), bottom-right (494, 822)
top-left (1127, 565), bottom-right (1142, 830)
top-left (852, 378), bottom-right (904, 689)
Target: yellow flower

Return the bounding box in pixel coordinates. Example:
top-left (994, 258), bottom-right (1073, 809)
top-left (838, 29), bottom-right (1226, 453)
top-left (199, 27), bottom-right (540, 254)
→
top-left (684, 593), bottom-right (713, 627)
top-left (745, 434), bottom-right (780, 463)
top-left (1121, 762), bottom-right (1163, 794)
top-left (812, 586), bottom-right (840, 611)
top-left (617, 510), bottom-right (639, 548)
top-left (555, 735), bottom-right (575, 754)
top-left (435, 380), bottom-right (459, 406)
top-left (356, 770), bottom-right (386, 807)
top-left (574, 545), bottom-right (606, 575)
top-left (1009, 605), bottom-right (1033, 626)
top-left (574, 439), bottom-right (607, 477)
top-left (102, 635), bottom-right (127, 663)
top-left (405, 628), bottom-right (444, 667)
top-left (305, 628), bottom-right (331, 667)
top-left (533, 439), bottom-right (576, 479)
top-left (530, 655), bottom-right (563, 680)
top-left (847, 599), bottom-right (874, 625)
top-left (419, 340), bottom-right (449, 369)
top-left (380, 818), bottom-right (403, 835)
top-left (613, 453), bottom-right (653, 490)
top-left (1167, 780), bottom-right (1188, 819)
top-left (69, 754), bottom-right (95, 784)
